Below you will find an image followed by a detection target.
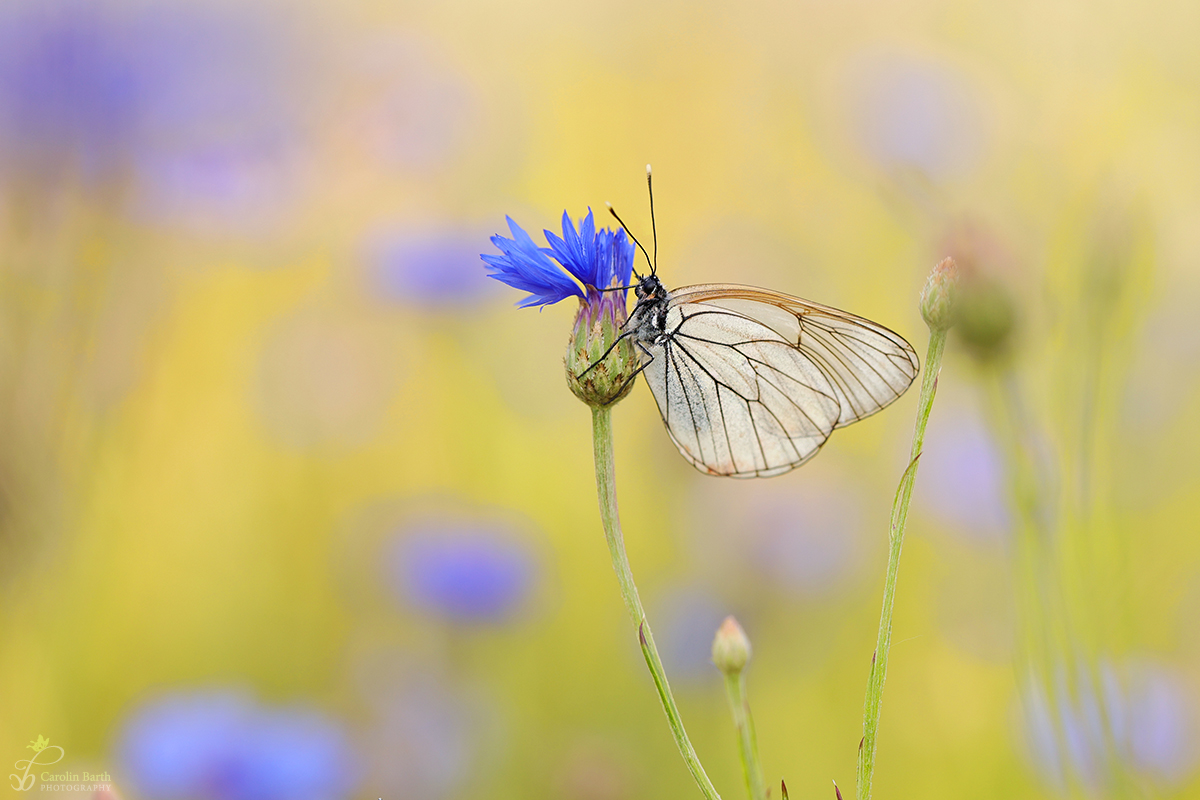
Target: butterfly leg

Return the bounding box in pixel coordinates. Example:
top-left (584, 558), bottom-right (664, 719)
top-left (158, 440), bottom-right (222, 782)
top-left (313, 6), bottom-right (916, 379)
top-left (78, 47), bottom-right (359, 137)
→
top-left (606, 340), bottom-right (655, 400)
top-left (577, 328), bottom-right (639, 378)
top-left (619, 296), bottom-right (652, 331)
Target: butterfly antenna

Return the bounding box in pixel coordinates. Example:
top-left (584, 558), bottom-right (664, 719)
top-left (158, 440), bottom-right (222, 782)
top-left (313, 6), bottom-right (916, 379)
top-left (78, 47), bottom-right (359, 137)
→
top-left (646, 164), bottom-right (658, 275)
top-left (605, 201), bottom-right (652, 279)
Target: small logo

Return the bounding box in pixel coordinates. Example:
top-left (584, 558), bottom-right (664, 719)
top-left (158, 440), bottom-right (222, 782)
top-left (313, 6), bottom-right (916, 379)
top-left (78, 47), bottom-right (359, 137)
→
top-left (10, 737), bottom-right (112, 793)
top-left (10, 735), bottom-right (64, 791)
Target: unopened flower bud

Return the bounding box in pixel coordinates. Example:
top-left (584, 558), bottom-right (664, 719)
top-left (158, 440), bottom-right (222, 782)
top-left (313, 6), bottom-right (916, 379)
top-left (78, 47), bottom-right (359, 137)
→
top-left (955, 274), bottom-right (1017, 364)
top-left (565, 288), bottom-right (639, 407)
top-left (920, 257), bottom-right (960, 332)
top-left (711, 615), bottom-right (752, 675)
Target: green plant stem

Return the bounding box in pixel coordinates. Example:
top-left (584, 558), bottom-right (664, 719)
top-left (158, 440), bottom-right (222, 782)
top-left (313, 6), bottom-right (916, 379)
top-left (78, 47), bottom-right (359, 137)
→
top-left (592, 405), bottom-right (722, 800)
top-left (722, 671), bottom-right (767, 800)
top-left (989, 373), bottom-right (1136, 799)
top-left (856, 328), bottom-right (947, 800)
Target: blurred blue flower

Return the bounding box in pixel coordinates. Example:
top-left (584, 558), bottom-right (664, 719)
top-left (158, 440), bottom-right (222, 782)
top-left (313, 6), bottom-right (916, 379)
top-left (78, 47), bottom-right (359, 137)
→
top-left (743, 488), bottom-right (860, 595)
top-left (388, 522), bottom-right (537, 624)
top-left (131, 136), bottom-right (305, 237)
top-left (0, 1), bottom-right (144, 179)
top-left (117, 689), bottom-right (358, 800)
top-left (0, 2), bottom-right (305, 230)
top-left (1023, 677), bottom-right (1066, 788)
top-left (364, 224), bottom-right (501, 307)
top-left (655, 585), bottom-right (731, 683)
top-left (849, 53), bottom-right (983, 178)
top-left (482, 209), bottom-right (635, 308)
top-left (1123, 663), bottom-right (1198, 784)
top-left (919, 410), bottom-right (1009, 541)
top-left (1022, 660), bottom-right (1199, 791)
top-left (687, 479), bottom-right (863, 597)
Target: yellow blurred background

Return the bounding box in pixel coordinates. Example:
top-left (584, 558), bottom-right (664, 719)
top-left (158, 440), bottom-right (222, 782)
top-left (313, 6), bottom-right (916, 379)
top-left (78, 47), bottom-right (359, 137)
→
top-left (1, 0), bottom-right (1198, 798)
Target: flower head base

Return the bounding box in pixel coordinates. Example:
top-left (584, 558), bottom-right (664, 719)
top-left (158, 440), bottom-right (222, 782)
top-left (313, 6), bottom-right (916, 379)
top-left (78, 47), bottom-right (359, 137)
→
top-left (564, 279), bottom-right (639, 407)
top-left (483, 209), bottom-right (640, 407)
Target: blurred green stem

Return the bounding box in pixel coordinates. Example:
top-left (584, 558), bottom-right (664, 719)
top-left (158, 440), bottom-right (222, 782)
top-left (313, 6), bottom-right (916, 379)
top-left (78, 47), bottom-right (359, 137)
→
top-left (856, 328), bottom-right (947, 800)
top-left (592, 405), bottom-right (723, 800)
top-left (988, 372), bottom-right (1136, 799)
top-left (722, 671), bottom-right (767, 800)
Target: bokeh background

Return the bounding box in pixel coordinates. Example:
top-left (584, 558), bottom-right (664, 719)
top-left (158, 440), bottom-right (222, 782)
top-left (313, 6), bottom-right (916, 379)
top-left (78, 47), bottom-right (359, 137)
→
top-left (1, 0), bottom-right (1198, 798)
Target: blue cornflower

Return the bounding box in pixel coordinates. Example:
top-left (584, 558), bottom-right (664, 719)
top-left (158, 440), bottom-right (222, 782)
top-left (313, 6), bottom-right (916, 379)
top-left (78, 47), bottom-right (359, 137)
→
top-left (920, 410), bottom-right (1009, 541)
top-left (483, 208), bottom-right (640, 407)
top-left (1023, 660), bottom-right (1200, 790)
top-left (387, 522), bottom-right (536, 624)
top-left (655, 585), bottom-right (731, 684)
top-left (117, 689), bottom-right (359, 800)
top-left (365, 223), bottom-right (500, 307)
top-left (481, 208), bottom-right (634, 308)
top-left (0, 2), bottom-right (302, 233)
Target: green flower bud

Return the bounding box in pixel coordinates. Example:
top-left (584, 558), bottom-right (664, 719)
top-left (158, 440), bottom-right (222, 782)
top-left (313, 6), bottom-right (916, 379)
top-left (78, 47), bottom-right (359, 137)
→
top-left (564, 289), bottom-right (640, 407)
top-left (920, 257), bottom-right (960, 332)
top-left (711, 615), bottom-right (752, 675)
top-left (954, 274), bottom-right (1017, 364)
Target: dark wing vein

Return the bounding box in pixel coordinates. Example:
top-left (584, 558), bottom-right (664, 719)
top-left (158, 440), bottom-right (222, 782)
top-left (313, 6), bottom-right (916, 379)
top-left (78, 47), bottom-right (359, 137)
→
top-left (644, 290), bottom-right (916, 478)
top-left (669, 326), bottom-right (826, 476)
top-left (665, 341), bottom-right (704, 463)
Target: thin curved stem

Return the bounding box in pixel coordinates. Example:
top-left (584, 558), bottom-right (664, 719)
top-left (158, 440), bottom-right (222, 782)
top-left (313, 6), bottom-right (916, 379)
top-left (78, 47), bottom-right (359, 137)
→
top-left (723, 671), bottom-right (767, 800)
top-left (592, 405), bottom-right (722, 800)
top-left (856, 328), bottom-right (947, 800)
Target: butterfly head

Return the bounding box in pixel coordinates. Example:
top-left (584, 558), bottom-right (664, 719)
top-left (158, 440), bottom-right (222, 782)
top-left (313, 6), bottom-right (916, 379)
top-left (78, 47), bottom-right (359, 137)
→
top-left (634, 273), bottom-right (666, 303)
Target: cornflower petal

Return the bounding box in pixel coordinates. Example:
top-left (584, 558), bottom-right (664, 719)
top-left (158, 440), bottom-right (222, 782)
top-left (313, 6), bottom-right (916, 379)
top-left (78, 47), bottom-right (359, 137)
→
top-left (578, 207), bottom-right (597, 281)
top-left (541, 228), bottom-right (576, 279)
top-left (606, 228), bottom-right (636, 289)
top-left (544, 208), bottom-right (599, 288)
top-left (593, 228), bottom-right (614, 291)
top-left (482, 216), bottom-right (584, 307)
top-left (482, 208), bottom-right (635, 306)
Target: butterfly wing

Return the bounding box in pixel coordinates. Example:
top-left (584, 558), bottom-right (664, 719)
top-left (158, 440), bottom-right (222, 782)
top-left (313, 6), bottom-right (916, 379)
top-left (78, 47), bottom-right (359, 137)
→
top-left (640, 283), bottom-right (918, 478)
top-left (641, 301), bottom-right (843, 478)
top-left (668, 284), bottom-right (920, 427)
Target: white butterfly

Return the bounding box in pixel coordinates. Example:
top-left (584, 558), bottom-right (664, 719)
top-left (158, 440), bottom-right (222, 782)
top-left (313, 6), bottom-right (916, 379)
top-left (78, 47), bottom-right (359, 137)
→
top-left (623, 276), bottom-right (919, 477)
top-left (594, 168), bottom-right (919, 477)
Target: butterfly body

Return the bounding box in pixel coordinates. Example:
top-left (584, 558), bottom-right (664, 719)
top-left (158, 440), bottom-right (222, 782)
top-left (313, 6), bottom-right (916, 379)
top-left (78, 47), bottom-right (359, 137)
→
top-left (628, 274), bottom-right (672, 344)
top-left (624, 274), bottom-right (919, 478)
